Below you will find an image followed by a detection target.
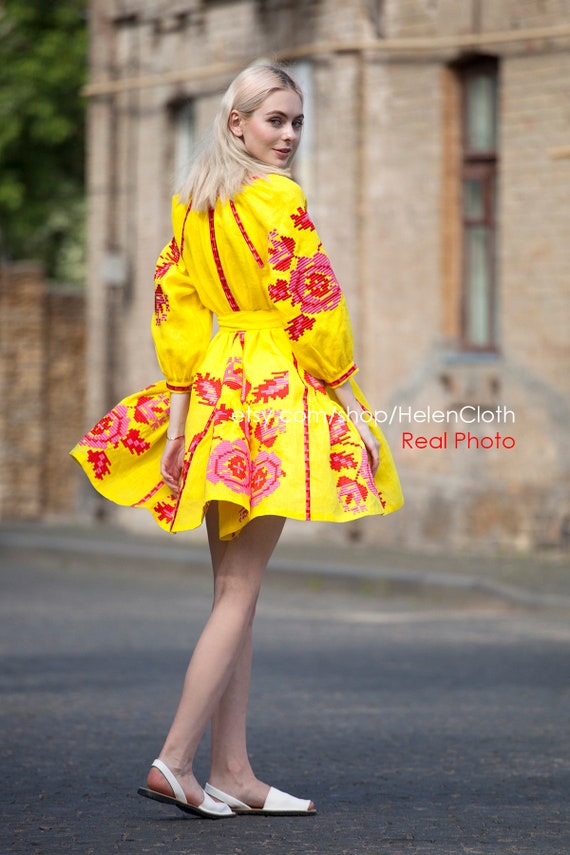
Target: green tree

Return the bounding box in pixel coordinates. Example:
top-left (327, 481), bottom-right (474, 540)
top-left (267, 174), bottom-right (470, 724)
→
top-left (0, 0), bottom-right (87, 284)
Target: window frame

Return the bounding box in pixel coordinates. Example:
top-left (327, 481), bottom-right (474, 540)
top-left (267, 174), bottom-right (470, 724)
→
top-left (458, 58), bottom-right (499, 353)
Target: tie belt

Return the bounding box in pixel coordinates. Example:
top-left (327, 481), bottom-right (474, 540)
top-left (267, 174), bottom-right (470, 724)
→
top-left (217, 310), bottom-right (284, 331)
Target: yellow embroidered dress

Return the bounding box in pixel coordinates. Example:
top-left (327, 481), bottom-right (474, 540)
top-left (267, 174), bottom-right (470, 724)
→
top-left (71, 175), bottom-right (403, 539)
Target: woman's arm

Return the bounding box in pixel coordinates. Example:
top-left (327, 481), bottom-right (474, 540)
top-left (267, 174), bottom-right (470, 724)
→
top-left (160, 392), bottom-right (190, 495)
top-left (333, 380), bottom-right (380, 475)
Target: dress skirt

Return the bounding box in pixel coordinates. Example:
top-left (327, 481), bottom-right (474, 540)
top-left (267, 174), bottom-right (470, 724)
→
top-left (71, 310), bottom-right (403, 539)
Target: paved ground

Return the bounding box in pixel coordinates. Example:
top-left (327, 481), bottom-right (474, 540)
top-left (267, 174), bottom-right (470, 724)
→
top-left (1, 523), bottom-right (569, 854)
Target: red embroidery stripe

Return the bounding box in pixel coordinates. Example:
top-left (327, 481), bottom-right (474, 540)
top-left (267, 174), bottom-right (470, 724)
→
top-left (167, 382), bottom-right (192, 392)
top-left (303, 386), bottom-right (311, 520)
top-left (329, 363), bottom-right (358, 388)
top-left (179, 202), bottom-right (192, 255)
top-left (209, 209), bottom-right (239, 311)
top-left (133, 480), bottom-right (164, 507)
top-left (230, 200), bottom-right (264, 267)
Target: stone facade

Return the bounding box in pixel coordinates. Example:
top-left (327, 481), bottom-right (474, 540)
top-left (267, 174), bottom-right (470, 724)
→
top-left (0, 265), bottom-right (86, 521)
top-left (82, 0), bottom-right (570, 552)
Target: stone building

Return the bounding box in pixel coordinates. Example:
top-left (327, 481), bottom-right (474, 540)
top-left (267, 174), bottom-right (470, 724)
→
top-left (81, 0), bottom-right (570, 551)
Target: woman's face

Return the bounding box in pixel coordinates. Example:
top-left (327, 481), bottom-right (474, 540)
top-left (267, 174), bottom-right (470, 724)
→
top-left (230, 88), bottom-right (304, 169)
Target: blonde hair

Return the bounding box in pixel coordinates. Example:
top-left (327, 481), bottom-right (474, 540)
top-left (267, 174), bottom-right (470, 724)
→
top-left (179, 63), bottom-right (303, 211)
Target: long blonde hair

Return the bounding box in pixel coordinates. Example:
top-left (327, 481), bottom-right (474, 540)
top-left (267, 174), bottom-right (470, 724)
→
top-left (178, 63), bottom-right (303, 211)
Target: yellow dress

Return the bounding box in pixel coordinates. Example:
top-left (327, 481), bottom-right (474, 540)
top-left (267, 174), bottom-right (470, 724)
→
top-left (71, 175), bottom-right (403, 539)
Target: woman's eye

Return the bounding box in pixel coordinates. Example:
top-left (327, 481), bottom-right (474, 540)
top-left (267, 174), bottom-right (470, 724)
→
top-left (269, 117), bottom-right (281, 126)
top-left (293, 120), bottom-right (304, 130)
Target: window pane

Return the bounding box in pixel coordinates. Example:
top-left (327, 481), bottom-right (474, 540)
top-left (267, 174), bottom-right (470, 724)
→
top-left (466, 224), bottom-right (491, 346)
top-left (174, 101), bottom-right (195, 188)
top-left (466, 74), bottom-right (497, 152)
top-left (463, 178), bottom-right (484, 219)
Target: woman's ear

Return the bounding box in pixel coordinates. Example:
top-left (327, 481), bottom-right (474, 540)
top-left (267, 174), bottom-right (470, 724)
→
top-left (228, 110), bottom-right (244, 138)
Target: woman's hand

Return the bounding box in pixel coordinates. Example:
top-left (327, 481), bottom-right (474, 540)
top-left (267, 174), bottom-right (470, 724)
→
top-left (161, 391), bottom-right (190, 496)
top-left (331, 379), bottom-right (381, 475)
top-left (161, 436), bottom-right (186, 496)
top-left (352, 418), bottom-right (380, 475)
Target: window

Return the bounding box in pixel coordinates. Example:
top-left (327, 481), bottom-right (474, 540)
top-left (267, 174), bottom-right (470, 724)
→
top-left (459, 59), bottom-right (499, 351)
top-left (172, 99), bottom-right (196, 189)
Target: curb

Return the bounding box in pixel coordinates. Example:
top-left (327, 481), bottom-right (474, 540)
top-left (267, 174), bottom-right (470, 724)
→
top-left (1, 525), bottom-right (569, 611)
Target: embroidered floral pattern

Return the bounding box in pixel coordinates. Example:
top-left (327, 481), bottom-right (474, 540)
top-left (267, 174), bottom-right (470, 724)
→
top-left (153, 237), bottom-right (180, 326)
top-left (267, 206), bottom-right (342, 343)
top-left (286, 314), bottom-right (316, 341)
top-left (250, 371), bottom-right (289, 403)
top-left (78, 390), bottom-right (168, 481)
top-left (86, 449), bottom-right (112, 480)
top-left (336, 475), bottom-right (369, 513)
top-left (291, 207), bottom-right (315, 231)
top-left (207, 439), bottom-right (250, 493)
top-left (133, 394), bottom-right (169, 428)
top-left (71, 188), bottom-right (400, 540)
top-left (154, 237), bottom-right (180, 281)
top-left (288, 253), bottom-right (342, 314)
top-left (154, 284), bottom-right (170, 326)
top-left (251, 451), bottom-right (284, 506)
top-left (79, 406), bottom-right (130, 449)
top-left (326, 409), bottom-right (378, 515)
top-left (193, 373), bottom-right (222, 406)
top-left (268, 233), bottom-right (296, 271)
top-left (253, 409), bottom-right (288, 447)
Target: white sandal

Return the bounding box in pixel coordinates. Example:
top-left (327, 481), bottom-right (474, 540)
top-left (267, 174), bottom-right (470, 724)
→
top-left (138, 759), bottom-right (235, 819)
top-left (204, 782), bottom-right (316, 815)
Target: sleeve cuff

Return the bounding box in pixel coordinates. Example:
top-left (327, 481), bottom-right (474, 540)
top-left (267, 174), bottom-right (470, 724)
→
top-left (166, 382), bottom-right (192, 393)
top-left (328, 363), bottom-right (358, 388)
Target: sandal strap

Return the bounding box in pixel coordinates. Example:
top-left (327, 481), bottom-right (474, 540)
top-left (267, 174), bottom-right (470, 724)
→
top-left (204, 782), bottom-right (250, 810)
top-left (264, 787), bottom-right (312, 812)
top-left (151, 758), bottom-right (186, 804)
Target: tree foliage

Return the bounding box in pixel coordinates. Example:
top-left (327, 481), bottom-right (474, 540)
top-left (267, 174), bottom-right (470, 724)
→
top-left (0, 0), bottom-right (87, 283)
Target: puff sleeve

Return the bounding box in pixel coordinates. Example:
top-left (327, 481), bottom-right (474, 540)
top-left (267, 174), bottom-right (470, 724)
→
top-left (151, 201), bottom-right (212, 392)
top-left (264, 180), bottom-right (358, 387)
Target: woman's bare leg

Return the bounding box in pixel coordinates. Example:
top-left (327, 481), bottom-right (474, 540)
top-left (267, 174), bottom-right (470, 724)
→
top-left (206, 508), bottom-right (314, 810)
top-left (146, 506), bottom-right (285, 807)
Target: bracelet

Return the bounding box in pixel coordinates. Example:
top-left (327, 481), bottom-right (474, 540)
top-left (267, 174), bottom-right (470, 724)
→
top-left (166, 433), bottom-right (185, 441)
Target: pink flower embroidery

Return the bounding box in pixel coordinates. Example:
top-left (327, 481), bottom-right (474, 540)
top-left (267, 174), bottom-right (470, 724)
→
top-left (250, 371), bottom-right (289, 404)
top-left (80, 406), bottom-right (130, 449)
top-left (213, 404), bottom-right (235, 426)
top-left (193, 373), bottom-right (222, 406)
top-left (222, 357), bottom-right (251, 399)
top-left (328, 410), bottom-right (352, 446)
top-left (268, 278), bottom-right (291, 303)
top-left (254, 410), bottom-right (287, 448)
top-left (336, 475), bottom-right (368, 513)
top-left (153, 500), bottom-right (176, 523)
top-left (291, 207), bottom-right (315, 232)
top-left (251, 451), bottom-right (284, 506)
top-left (268, 231), bottom-right (296, 271)
top-left (303, 371), bottom-right (326, 392)
top-left (286, 313), bottom-right (315, 341)
top-left (288, 252), bottom-right (342, 314)
top-left (121, 429), bottom-right (151, 456)
top-left (133, 394), bottom-right (169, 428)
top-left (207, 440), bottom-right (250, 493)
top-left (330, 451), bottom-right (357, 471)
top-left (87, 449), bottom-right (112, 480)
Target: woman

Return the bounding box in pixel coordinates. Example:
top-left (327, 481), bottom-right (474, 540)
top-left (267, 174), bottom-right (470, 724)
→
top-left (72, 63), bottom-right (403, 818)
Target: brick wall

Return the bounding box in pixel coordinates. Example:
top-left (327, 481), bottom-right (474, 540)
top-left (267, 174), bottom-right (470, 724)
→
top-left (0, 264), bottom-right (86, 521)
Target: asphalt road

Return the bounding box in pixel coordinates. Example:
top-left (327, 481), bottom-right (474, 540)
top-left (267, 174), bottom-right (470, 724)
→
top-left (1, 541), bottom-right (569, 854)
